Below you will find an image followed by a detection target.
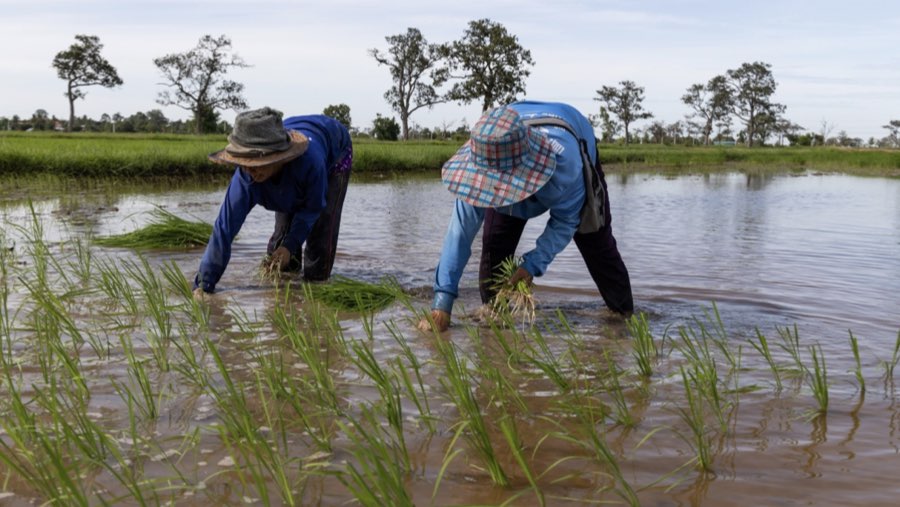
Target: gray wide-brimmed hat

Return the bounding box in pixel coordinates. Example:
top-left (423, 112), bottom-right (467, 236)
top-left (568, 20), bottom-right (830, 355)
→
top-left (209, 107), bottom-right (309, 167)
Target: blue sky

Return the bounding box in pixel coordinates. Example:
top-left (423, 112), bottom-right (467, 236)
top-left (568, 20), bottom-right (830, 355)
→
top-left (2, 0), bottom-right (898, 140)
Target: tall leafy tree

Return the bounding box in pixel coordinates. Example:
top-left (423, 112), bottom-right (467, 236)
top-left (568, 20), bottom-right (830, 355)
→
top-left (153, 34), bottom-right (249, 134)
top-left (882, 120), bottom-right (900, 148)
top-left (682, 75), bottom-right (731, 145)
top-left (444, 19), bottom-right (534, 112)
top-left (370, 28), bottom-right (447, 140)
top-left (594, 80), bottom-right (653, 145)
top-left (52, 34), bottom-right (123, 132)
top-left (372, 114), bottom-right (400, 141)
top-left (591, 106), bottom-right (621, 143)
top-left (323, 103), bottom-right (352, 130)
top-left (724, 61), bottom-right (785, 147)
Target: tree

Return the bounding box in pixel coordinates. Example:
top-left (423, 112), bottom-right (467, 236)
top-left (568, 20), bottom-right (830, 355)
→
top-left (372, 114), bottom-right (400, 140)
top-left (647, 121), bottom-right (666, 144)
top-left (724, 62), bottom-right (785, 147)
top-left (31, 109), bottom-right (50, 131)
top-left (153, 34), bottom-right (249, 134)
top-left (444, 19), bottom-right (534, 112)
top-left (594, 80), bottom-right (653, 145)
top-left (52, 34), bottom-right (123, 133)
top-left (145, 109), bottom-right (169, 133)
top-left (882, 120), bottom-right (900, 148)
top-left (682, 75), bottom-right (731, 145)
top-left (590, 106), bottom-right (620, 143)
top-left (323, 103), bottom-right (352, 130)
top-left (370, 28), bottom-right (448, 140)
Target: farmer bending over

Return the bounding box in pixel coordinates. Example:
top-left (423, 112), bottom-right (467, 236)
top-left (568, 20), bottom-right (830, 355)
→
top-left (193, 107), bottom-right (352, 298)
top-left (417, 101), bottom-right (633, 332)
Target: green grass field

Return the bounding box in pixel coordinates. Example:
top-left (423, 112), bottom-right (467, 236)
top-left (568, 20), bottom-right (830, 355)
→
top-left (1, 131), bottom-right (898, 178)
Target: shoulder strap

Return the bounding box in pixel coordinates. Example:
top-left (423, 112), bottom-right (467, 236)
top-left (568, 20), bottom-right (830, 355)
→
top-left (523, 117), bottom-right (606, 232)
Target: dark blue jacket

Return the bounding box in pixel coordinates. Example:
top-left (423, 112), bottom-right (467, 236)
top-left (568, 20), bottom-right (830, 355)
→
top-left (194, 115), bottom-right (350, 292)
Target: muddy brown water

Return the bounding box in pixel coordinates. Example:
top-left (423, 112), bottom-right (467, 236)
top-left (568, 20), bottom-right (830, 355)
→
top-left (1, 170), bottom-right (899, 506)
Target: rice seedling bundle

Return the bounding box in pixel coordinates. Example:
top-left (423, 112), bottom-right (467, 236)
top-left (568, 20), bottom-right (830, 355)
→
top-left (489, 257), bottom-right (536, 326)
top-left (304, 276), bottom-right (398, 313)
top-left (94, 207), bottom-right (212, 249)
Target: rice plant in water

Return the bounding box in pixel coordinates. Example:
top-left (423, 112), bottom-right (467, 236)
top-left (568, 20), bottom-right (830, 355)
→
top-left (882, 330), bottom-right (900, 382)
top-left (93, 207), bottom-right (212, 249)
top-left (848, 331), bottom-right (865, 394)
top-left (489, 256), bottom-right (536, 327)
top-left (807, 343), bottom-right (829, 415)
top-left (749, 328), bottom-right (783, 391)
top-left (626, 312), bottom-right (658, 378)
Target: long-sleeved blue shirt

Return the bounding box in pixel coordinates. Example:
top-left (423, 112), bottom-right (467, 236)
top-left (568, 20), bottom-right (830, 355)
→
top-left (432, 101), bottom-right (595, 314)
top-left (194, 114), bottom-right (350, 292)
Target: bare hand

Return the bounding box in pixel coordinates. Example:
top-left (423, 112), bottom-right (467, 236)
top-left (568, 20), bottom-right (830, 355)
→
top-left (267, 246), bottom-right (292, 272)
top-left (417, 309), bottom-right (451, 333)
top-left (508, 267), bottom-right (533, 288)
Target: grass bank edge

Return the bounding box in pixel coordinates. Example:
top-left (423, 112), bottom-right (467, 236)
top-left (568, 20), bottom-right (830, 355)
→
top-left (2, 132), bottom-right (898, 178)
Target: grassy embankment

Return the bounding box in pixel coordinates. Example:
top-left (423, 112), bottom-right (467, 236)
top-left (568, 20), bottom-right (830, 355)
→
top-left (1, 131), bottom-right (898, 180)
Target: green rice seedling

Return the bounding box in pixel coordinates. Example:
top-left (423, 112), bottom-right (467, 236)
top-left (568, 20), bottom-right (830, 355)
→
top-left (385, 320), bottom-right (436, 433)
top-left (675, 325), bottom-right (731, 432)
top-left (485, 312), bottom-right (528, 364)
top-left (345, 338), bottom-right (410, 471)
top-left (541, 393), bottom-right (640, 506)
top-left (93, 206), bottom-right (212, 249)
top-left (807, 343), bottom-right (829, 415)
top-left (848, 331), bottom-right (865, 394)
top-left (777, 324), bottom-right (806, 378)
top-left (161, 260), bottom-right (209, 330)
top-left (882, 330), bottom-right (900, 381)
top-left (272, 291), bottom-right (342, 413)
top-left (675, 365), bottom-right (715, 473)
top-left (117, 334), bottom-right (161, 420)
top-left (498, 414), bottom-right (545, 507)
top-left (246, 338), bottom-right (337, 453)
top-left (303, 275), bottom-right (399, 313)
top-left (0, 393), bottom-right (92, 506)
top-left (205, 341), bottom-right (305, 507)
top-left (66, 236), bottom-right (94, 283)
top-left (702, 302), bottom-right (737, 371)
top-left (433, 337), bottom-right (509, 486)
top-left (94, 255), bottom-right (140, 316)
top-left (122, 256), bottom-right (174, 368)
top-left (489, 256), bottom-right (536, 327)
top-left (626, 312), bottom-right (658, 378)
top-left (601, 349), bottom-right (637, 428)
top-left (748, 328), bottom-right (783, 391)
top-left (336, 405), bottom-right (414, 507)
top-left (522, 322), bottom-right (572, 394)
top-left (170, 326), bottom-right (210, 389)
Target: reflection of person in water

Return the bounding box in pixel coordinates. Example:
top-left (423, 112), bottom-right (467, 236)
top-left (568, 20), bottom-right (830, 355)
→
top-left (192, 107), bottom-right (352, 298)
top-left (418, 101), bottom-right (633, 332)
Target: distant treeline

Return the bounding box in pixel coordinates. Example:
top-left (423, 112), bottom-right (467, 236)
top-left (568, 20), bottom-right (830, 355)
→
top-left (0, 131), bottom-right (897, 179)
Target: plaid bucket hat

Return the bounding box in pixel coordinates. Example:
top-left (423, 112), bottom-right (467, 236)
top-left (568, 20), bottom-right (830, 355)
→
top-left (442, 106), bottom-right (557, 208)
top-left (209, 107), bottom-right (309, 168)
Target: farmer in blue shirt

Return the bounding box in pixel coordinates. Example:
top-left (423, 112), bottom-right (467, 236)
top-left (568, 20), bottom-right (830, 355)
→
top-left (192, 107), bottom-right (352, 297)
top-left (417, 101), bottom-right (632, 332)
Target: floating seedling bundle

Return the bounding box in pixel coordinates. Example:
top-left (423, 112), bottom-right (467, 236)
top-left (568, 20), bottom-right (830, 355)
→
top-left (94, 207), bottom-right (212, 249)
top-left (304, 275), bottom-right (400, 313)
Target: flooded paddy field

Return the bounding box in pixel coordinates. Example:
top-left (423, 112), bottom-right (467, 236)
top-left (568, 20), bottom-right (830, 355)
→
top-left (0, 170), bottom-right (898, 506)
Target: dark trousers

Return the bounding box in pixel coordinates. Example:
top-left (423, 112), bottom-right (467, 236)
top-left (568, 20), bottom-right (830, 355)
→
top-left (478, 172), bottom-right (634, 314)
top-left (267, 157), bottom-right (351, 281)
